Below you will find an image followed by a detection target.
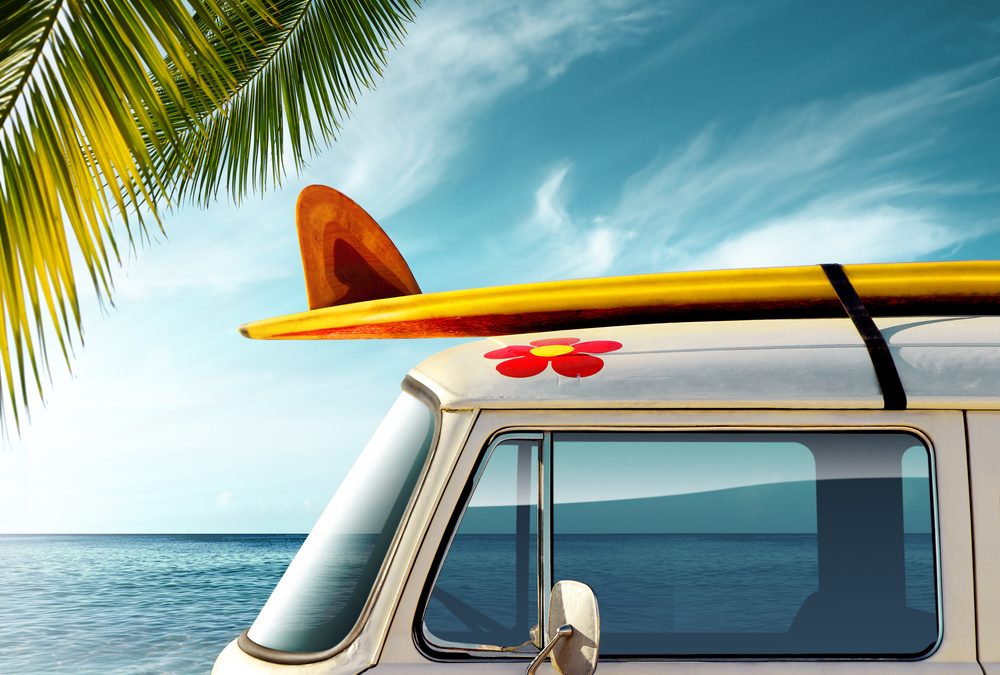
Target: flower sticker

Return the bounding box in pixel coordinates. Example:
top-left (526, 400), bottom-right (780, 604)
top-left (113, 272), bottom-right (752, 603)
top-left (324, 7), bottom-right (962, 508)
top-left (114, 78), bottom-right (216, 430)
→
top-left (484, 337), bottom-right (622, 378)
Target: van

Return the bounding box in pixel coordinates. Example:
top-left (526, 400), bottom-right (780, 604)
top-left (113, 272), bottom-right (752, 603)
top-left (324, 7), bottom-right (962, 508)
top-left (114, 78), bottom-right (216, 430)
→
top-left (213, 186), bottom-right (1000, 674)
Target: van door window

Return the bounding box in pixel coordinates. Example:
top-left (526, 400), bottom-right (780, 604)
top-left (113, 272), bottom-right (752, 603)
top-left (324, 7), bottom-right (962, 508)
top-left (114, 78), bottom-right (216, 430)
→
top-left (552, 431), bottom-right (937, 658)
top-left (424, 437), bottom-right (540, 651)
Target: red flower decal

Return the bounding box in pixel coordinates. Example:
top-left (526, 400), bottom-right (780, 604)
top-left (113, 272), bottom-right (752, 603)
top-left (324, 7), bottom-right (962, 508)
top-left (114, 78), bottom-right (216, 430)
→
top-left (484, 337), bottom-right (622, 378)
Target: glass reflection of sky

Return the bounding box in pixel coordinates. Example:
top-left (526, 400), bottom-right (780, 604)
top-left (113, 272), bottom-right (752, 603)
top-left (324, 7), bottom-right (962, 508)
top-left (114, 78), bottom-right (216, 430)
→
top-left (469, 435), bottom-right (930, 508)
top-left (468, 443), bottom-right (537, 508)
top-left (555, 439), bottom-right (815, 505)
top-left (555, 435), bottom-right (928, 505)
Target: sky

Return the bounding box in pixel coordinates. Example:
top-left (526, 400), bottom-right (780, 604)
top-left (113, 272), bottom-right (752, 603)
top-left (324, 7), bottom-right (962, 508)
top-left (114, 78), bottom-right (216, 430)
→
top-left (1, 0), bottom-right (998, 533)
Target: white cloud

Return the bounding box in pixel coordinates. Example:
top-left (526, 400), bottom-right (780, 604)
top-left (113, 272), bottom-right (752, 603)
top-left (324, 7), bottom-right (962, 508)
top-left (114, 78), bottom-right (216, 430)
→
top-left (301, 0), bottom-right (671, 219)
top-left (534, 166), bottom-right (572, 233)
top-left (111, 190), bottom-right (300, 300)
top-left (509, 57), bottom-right (999, 275)
top-left (77, 1), bottom-right (671, 304)
top-left (515, 164), bottom-right (635, 279)
top-left (687, 206), bottom-right (968, 270)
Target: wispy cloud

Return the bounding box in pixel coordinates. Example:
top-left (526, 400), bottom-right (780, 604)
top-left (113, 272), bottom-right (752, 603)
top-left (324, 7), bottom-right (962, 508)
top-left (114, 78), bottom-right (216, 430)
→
top-left (625, 0), bottom-right (768, 80)
top-left (517, 164), bottom-right (635, 279)
top-left (302, 0), bottom-right (671, 220)
top-left (100, 0), bottom-right (672, 302)
top-left (687, 205), bottom-right (966, 270)
top-left (511, 57), bottom-right (999, 275)
top-left (115, 215), bottom-right (296, 300)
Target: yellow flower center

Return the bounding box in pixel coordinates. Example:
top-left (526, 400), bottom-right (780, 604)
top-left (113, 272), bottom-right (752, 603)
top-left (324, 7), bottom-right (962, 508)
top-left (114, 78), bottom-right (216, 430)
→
top-left (530, 344), bottom-right (575, 358)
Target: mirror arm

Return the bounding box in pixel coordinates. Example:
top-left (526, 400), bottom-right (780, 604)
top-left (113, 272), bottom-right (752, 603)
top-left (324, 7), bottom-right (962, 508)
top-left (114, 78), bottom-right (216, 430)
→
top-left (525, 624), bottom-right (574, 675)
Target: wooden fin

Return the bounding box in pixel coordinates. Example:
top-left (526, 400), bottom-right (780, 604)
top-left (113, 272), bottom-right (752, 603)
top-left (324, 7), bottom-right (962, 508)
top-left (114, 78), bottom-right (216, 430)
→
top-left (296, 185), bottom-right (421, 310)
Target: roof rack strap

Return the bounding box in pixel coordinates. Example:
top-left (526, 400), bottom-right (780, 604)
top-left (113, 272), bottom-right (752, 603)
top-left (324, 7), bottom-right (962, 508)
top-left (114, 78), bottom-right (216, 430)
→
top-left (820, 263), bottom-right (907, 410)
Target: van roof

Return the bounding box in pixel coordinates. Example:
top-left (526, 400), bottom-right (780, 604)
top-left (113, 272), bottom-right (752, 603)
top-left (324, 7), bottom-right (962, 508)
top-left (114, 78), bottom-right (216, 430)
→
top-left (409, 315), bottom-right (1000, 411)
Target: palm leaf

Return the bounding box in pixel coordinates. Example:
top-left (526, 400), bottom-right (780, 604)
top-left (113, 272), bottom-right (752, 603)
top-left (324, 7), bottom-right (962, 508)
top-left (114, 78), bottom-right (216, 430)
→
top-left (0, 0), bottom-right (418, 432)
top-left (158, 0), bottom-right (417, 206)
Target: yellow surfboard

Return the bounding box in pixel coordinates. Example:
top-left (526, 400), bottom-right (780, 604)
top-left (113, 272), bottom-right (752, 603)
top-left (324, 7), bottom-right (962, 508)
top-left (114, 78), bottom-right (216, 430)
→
top-left (240, 186), bottom-right (1000, 340)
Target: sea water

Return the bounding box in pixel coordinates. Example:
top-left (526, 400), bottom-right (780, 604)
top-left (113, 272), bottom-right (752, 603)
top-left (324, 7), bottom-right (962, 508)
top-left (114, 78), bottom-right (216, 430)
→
top-left (0, 535), bottom-right (304, 674)
top-left (1, 533), bottom-right (936, 673)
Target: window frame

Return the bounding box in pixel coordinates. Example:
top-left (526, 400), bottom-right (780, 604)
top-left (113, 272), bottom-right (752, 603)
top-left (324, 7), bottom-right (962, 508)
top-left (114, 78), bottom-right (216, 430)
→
top-left (417, 431), bottom-right (547, 660)
top-left (414, 421), bottom-right (942, 663)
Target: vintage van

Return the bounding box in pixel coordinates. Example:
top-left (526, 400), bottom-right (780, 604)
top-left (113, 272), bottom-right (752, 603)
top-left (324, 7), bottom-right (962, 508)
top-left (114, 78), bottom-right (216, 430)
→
top-left (213, 187), bottom-right (1000, 674)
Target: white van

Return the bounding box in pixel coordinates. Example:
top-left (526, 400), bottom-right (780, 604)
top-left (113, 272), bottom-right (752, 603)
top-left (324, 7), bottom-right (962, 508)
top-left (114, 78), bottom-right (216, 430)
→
top-left (213, 187), bottom-right (1000, 674)
top-left (213, 313), bottom-right (1000, 674)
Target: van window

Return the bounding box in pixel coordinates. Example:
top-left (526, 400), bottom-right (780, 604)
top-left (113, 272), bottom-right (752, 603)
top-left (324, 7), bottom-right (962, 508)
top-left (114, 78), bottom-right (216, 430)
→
top-left (246, 391), bottom-right (435, 654)
top-left (424, 437), bottom-right (540, 650)
top-left (552, 431), bottom-right (937, 657)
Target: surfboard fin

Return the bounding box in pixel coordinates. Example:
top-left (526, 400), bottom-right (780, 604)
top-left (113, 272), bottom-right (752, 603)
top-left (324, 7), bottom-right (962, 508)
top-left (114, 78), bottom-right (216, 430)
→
top-left (296, 185), bottom-right (421, 310)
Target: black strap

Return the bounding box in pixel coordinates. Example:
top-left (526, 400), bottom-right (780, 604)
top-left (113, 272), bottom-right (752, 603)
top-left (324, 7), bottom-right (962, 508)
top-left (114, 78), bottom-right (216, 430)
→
top-left (821, 264), bottom-right (907, 410)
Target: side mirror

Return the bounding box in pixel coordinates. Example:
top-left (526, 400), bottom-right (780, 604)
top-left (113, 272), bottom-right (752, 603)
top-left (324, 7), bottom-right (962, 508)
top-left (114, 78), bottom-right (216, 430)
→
top-left (526, 580), bottom-right (600, 675)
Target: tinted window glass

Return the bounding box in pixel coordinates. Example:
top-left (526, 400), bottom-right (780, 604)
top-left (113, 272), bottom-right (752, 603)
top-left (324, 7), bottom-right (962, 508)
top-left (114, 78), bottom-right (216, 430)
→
top-left (552, 431), bottom-right (937, 657)
top-left (246, 392), bottom-right (434, 654)
top-left (424, 438), bottom-right (539, 650)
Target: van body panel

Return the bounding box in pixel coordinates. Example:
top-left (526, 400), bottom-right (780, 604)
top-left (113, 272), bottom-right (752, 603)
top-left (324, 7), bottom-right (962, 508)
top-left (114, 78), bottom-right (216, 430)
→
top-left (878, 317), bottom-right (1000, 409)
top-left (378, 409), bottom-right (978, 673)
top-left (370, 664), bottom-right (980, 674)
top-left (411, 316), bottom-right (1000, 411)
top-left (411, 319), bottom-right (885, 410)
top-left (967, 411), bottom-right (1000, 674)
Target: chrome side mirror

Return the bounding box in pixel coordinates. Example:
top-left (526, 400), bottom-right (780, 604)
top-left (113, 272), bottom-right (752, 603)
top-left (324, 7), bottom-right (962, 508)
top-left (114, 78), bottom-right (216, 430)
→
top-left (526, 580), bottom-right (600, 675)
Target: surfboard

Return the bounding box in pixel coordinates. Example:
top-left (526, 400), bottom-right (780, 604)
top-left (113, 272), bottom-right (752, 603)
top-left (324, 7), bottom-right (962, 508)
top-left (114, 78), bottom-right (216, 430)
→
top-left (239, 186), bottom-right (1000, 341)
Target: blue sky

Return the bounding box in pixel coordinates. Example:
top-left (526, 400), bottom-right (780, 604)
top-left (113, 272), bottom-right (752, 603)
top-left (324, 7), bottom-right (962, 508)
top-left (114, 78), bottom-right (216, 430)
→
top-left (1, 0), bottom-right (998, 532)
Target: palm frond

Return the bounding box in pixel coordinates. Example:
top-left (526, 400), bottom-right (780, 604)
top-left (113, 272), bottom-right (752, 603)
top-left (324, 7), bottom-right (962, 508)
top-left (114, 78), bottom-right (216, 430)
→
top-left (159, 0), bottom-right (417, 206)
top-left (0, 0), bottom-right (418, 432)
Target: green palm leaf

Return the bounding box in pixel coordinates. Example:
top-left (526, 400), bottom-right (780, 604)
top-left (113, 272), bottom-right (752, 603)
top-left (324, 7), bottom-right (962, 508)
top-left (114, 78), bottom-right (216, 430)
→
top-left (0, 0), bottom-right (418, 432)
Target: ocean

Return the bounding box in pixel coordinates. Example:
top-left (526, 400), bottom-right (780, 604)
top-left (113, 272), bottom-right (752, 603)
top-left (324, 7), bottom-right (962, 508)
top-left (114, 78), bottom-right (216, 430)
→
top-left (2, 533), bottom-right (936, 673)
top-left (0, 534), bottom-right (304, 675)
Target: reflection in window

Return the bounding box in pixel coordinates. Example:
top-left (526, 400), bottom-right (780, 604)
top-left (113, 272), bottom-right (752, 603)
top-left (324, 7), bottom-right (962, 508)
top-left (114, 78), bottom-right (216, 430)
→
top-left (424, 438), bottom-right (539, 650)
top-left (552, 432), bottom-right (937, 657)
top-left (247, 392), bottom-right (435, 654)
